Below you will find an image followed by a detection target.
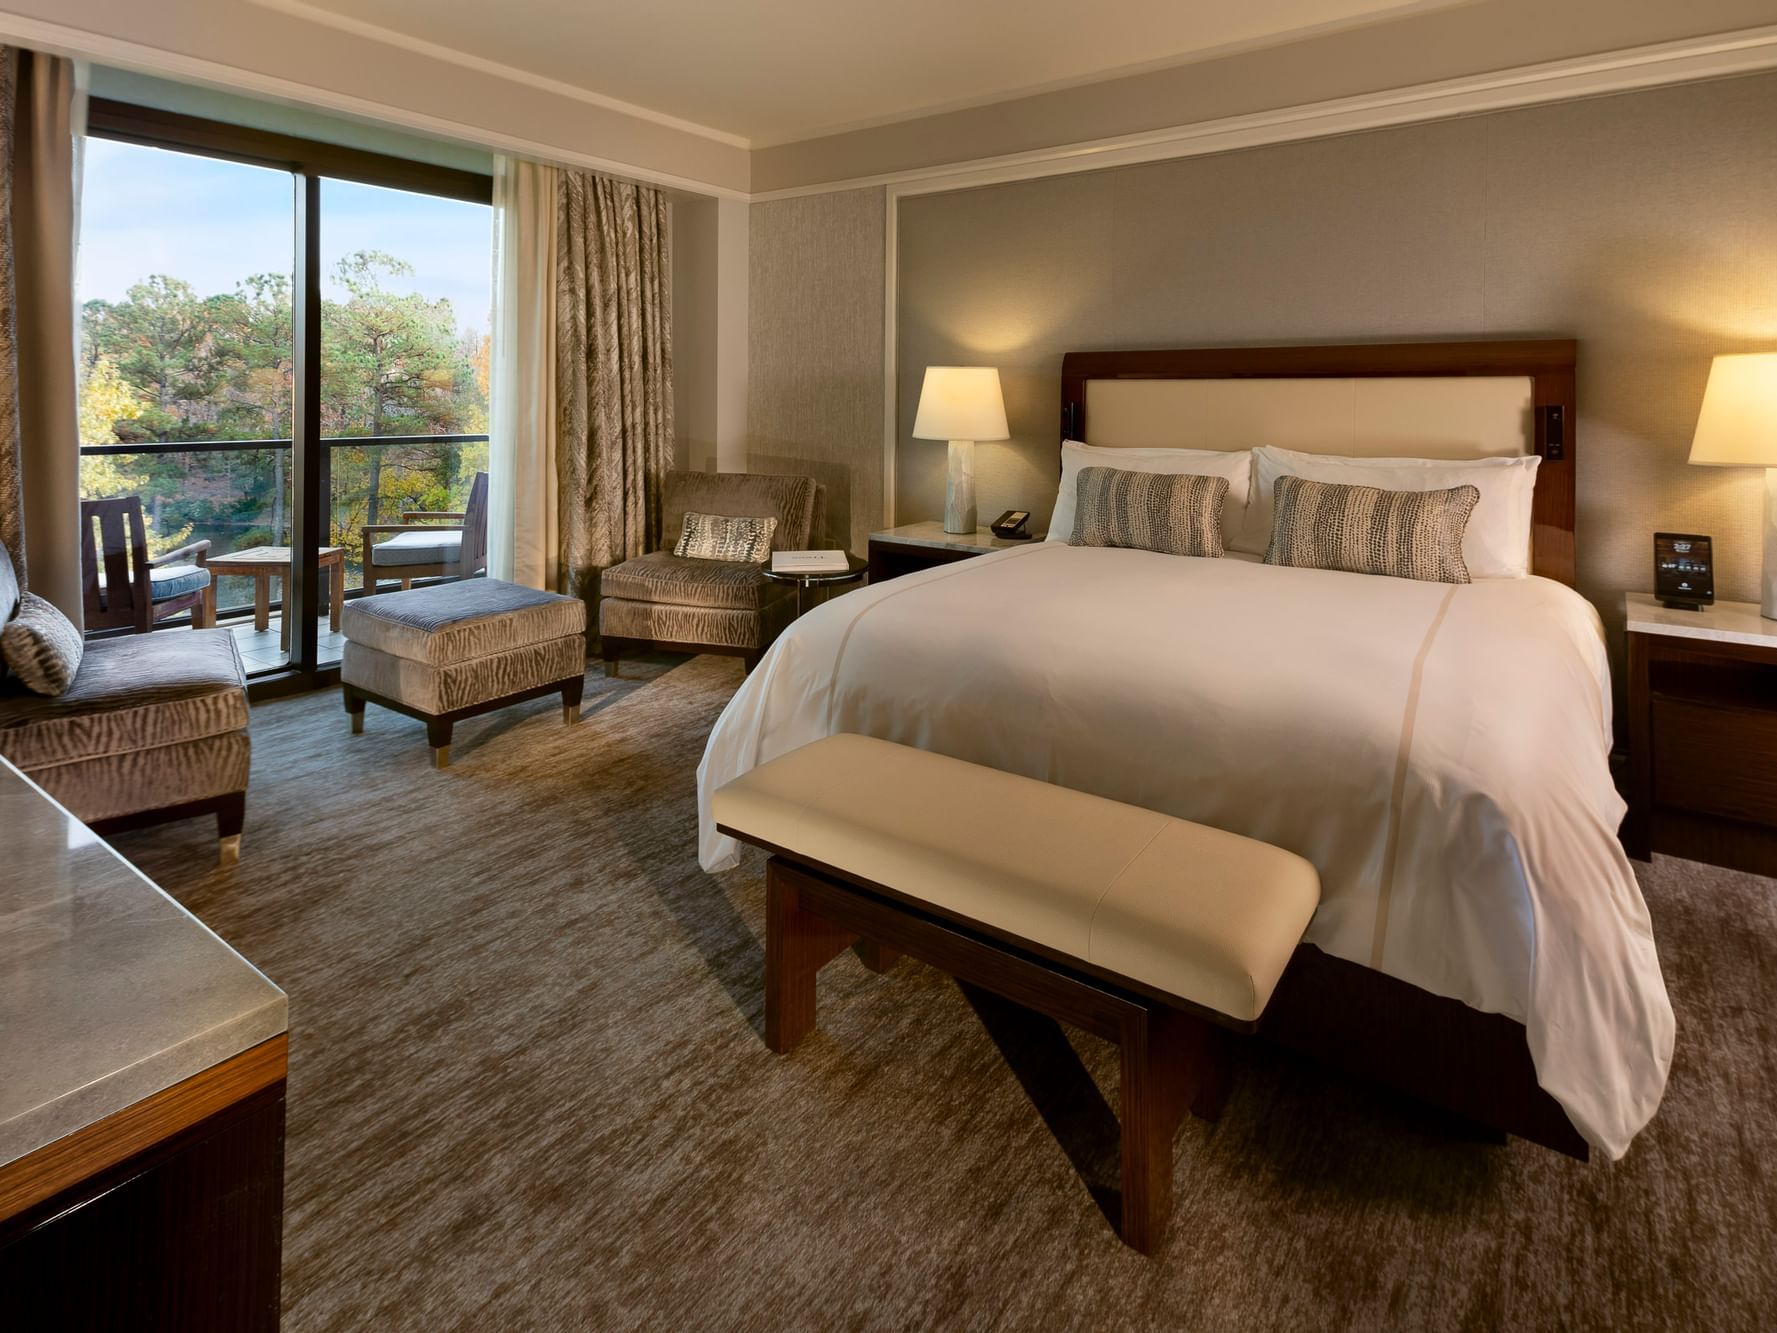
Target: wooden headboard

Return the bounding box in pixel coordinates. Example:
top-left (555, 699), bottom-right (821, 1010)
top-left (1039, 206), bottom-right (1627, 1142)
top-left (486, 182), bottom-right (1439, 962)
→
top-left (1059, 340), bottom-right (1578, 585)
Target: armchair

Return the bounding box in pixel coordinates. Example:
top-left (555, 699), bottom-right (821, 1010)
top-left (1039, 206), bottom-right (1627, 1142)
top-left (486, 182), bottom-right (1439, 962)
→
top-left (80, 496), bottom-right (212, 633)
top-left (362, 471), bottom-right (489, 594)
top-left (599, 470), bottom-right (824, 676)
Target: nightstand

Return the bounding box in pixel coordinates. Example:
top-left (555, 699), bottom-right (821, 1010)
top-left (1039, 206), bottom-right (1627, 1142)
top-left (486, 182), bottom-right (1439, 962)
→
top-left (1624, 592), bottom-right (1777, 875)
top-left (866, 521), bottom-right (1043, 583)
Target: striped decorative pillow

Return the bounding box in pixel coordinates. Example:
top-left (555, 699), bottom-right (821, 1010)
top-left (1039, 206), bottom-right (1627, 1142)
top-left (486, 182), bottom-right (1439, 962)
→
top-left (1, 592), bottom-right (83, 696)
top-left (1069, 467), bottom-right (1228, 558)
top-left (1264, 475), bottom-right (1478, 584)
top-left (673, 511), bottom-right (777, 563)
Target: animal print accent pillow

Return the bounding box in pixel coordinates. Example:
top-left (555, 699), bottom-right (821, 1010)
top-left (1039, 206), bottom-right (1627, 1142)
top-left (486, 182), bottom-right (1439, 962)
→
top-left (1069, 467), bottom-right (1228, 558)
top-left (1, 592), bottom-right (84, 696)
top-left (1264, 475), bottom-right (1478, 584)
top-left (673, 511), bottom-right (778, 563)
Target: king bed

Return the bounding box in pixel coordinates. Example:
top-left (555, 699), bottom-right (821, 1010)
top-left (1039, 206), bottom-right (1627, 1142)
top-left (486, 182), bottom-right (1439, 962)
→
top-left (697, 340), bottom-right (1674, 1162)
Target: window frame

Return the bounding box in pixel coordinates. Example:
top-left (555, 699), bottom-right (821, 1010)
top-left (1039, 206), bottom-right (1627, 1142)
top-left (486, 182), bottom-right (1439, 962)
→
top-left (83, 99), bottom-right (494, 698)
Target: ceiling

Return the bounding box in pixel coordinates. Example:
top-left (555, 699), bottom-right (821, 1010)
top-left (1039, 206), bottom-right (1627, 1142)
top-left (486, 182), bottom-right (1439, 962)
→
top-left (264, 0), bottom-right (1467, 146)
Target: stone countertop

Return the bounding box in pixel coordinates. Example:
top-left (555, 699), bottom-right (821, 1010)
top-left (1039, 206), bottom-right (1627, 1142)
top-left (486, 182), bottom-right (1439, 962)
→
top-left (1624, 592), bottom-right (1777, 649)
top-left (0, 758), bottom-right (286, 1169)
top-left (869, 520), bottom-right (1045, 552)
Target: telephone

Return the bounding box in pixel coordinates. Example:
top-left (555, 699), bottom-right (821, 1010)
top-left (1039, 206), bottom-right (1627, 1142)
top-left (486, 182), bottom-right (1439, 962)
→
top-left (990, 509), bottom-right (1033, 540)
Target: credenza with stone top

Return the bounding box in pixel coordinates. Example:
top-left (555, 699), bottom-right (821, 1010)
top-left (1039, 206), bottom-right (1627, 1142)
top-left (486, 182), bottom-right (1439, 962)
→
top-left (0, 756), bottom-right (289, 1330)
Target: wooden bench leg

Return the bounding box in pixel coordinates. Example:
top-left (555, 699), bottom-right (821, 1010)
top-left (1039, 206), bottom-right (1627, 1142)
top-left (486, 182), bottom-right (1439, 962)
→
top-left (1117, 1007), bottom-right (1196, 1255)
top-left (855, 940), bottom-right (900, 974)
top-left (562, 674), bottom-right (585, 725)
top-left (764, 860), bottom-right (856, 1053)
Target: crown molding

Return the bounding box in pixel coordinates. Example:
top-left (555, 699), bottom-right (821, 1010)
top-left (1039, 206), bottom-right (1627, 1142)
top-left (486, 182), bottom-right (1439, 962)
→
top-left (0, 8), bottom-right (750, 200)
top-left (759, 22), bottom-right (1777, 202)
top-left (246, 0), bottom-right (751, 150)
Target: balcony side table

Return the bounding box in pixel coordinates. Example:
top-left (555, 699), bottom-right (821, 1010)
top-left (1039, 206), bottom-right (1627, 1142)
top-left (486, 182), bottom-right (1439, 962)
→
top-left (205, 546), bottom-right (347, 652)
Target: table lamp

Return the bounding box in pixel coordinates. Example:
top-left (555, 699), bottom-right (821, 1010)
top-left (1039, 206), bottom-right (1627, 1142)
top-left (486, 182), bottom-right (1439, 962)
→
top-left (912, 366), bottom-right (1009, 534)
top-left (1688, 352), bottom-right (1777, 618)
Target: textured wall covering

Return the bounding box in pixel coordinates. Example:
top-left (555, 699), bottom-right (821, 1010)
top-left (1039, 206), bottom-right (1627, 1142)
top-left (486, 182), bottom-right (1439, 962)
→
top-left (748, 187), bottom-right (885, 554)
top-left (896, 71), bottom-right (1777, 655)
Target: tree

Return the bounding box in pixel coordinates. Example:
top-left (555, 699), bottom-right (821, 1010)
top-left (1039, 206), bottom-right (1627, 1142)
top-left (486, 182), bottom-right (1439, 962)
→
top-left (322, 251), bottom-right (480, 543)
top-left (78, 248), bottom-right (487, 585)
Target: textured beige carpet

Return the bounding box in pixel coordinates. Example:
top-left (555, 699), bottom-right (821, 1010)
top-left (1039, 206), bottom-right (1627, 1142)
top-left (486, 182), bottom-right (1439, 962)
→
top-left (109, 654), bottom-right (1776, 1331)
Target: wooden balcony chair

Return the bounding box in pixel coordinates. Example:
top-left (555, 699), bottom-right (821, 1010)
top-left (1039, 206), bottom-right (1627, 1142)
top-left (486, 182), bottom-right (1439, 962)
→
top-left (362, 471), bottom-right (489, 595)
top-left (80, 497), bottom-right (212, 634)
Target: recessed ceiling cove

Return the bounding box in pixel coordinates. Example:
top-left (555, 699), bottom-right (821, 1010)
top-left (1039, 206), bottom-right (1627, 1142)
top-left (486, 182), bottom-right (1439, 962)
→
top-left (256, 0), bottom-right (1467, 146)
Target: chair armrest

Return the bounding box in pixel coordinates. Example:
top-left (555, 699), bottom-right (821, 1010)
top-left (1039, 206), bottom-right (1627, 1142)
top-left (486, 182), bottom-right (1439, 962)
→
top-left (399, 510), bottom-right (466, 522)
top-left (150, 539), bottom-right (211, 568)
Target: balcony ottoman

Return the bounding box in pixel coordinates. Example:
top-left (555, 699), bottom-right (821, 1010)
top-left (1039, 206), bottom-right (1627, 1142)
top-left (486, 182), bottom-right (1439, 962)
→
top-left (340, 578), bottom-right (586, 768)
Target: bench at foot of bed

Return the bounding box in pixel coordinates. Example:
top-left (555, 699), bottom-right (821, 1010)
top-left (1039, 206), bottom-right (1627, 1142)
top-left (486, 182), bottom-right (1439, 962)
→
top-left (713, 733), bottom-right (1321, 1253)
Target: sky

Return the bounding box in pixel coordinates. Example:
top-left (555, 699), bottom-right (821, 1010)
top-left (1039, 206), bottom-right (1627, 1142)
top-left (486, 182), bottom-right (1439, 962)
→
top-left (78, 138), bottom-right (493, 337)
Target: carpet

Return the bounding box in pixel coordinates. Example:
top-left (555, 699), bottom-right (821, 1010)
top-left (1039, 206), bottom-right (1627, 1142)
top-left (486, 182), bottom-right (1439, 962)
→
top-left (108, 653), bottom-right (1777, 1331)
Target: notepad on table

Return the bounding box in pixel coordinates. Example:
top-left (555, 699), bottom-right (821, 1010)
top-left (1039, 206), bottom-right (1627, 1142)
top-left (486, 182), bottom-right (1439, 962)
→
top-left (771, 549), bottom-right (849, 574)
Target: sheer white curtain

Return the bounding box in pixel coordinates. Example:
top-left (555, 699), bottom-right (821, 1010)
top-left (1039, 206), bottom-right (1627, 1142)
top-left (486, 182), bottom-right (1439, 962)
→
top-left (488, 155), bottom-right (560, 589)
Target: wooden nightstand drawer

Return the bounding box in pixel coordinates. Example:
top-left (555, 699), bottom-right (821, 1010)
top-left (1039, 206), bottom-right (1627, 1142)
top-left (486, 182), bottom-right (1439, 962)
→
top-left (1651, 695), bottom-right (1777, 826)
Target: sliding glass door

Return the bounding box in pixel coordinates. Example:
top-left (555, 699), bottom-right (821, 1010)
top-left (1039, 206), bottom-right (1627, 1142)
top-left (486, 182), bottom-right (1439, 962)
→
top-left (75, 102), bottom-right (492, 683)
top-left (77, 139), bottom-right (298, 670)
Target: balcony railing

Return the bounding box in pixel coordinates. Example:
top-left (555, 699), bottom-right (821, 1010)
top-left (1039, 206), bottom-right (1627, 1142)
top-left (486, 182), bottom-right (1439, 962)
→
top-left (79, 433), bottom-right (488, 625)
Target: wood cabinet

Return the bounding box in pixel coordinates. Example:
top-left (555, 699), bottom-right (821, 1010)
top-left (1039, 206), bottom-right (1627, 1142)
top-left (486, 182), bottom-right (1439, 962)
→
top-left (867, 521), bottom-right (1041, 583)
top-left (1624, 593), bottom-right (1777, 875)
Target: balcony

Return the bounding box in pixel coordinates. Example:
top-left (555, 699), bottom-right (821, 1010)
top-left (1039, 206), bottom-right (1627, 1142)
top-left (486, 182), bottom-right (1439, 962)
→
top-left (79, 433), bottom-right (489, 671)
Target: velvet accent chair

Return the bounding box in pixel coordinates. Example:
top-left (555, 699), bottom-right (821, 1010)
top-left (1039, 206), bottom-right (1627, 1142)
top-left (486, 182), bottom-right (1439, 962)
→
top-left (0, 539), bottom-right (251, 866)
top-left (80, 497), bottom-right (212, 633)
top-left (363, 471), bottom-right (489, 594)
top-left (599, 470), bottom-right (824, 676)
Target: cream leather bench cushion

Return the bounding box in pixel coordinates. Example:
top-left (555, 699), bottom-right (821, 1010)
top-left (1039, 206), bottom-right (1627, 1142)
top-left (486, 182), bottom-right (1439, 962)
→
top-left (712, 734), bottom-right (1321, 1025)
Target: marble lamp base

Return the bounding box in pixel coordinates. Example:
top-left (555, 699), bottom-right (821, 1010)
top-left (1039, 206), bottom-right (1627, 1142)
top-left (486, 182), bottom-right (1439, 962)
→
top-left (944, 439), bottom-right (977, 534)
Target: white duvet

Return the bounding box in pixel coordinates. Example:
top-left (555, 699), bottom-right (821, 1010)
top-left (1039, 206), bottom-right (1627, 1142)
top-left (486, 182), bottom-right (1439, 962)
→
top-left (696, 544), bottom-right (1674, 1159)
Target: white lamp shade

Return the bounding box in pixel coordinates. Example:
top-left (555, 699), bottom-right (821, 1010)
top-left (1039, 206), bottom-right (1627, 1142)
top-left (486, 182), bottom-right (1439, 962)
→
top-left (1689, 353), bottom-right (1777, 466)
top-left (912, 366), bottom-right (1009, 442)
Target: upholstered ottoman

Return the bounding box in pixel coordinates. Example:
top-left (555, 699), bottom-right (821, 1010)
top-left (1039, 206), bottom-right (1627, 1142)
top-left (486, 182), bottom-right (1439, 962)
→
top-left (341, 579), bottom-right (586, 768)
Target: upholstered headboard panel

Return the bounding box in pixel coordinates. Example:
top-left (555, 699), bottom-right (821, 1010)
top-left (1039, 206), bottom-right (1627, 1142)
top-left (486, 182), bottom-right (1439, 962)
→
top-left (1059, 341), bottom-right (1577, 584)
top-left (1083, 377), bottom-right (1535, 459)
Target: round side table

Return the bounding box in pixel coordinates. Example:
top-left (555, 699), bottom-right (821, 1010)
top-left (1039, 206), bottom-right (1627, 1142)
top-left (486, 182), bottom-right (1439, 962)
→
top-left (762, 553), bottom-right (869, 617)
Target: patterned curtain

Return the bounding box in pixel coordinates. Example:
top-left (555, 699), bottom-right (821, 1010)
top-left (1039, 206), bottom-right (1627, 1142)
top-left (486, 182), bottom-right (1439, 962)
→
top-left (0, 46), bottom-right (80, 618)
top-left (555, 172), bottom-right (673, 613)
top-left (0, 48), bottom-right (25, 574)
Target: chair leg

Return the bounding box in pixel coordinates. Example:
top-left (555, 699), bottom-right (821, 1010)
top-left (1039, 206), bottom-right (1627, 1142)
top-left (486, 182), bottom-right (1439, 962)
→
top-left (344, 687), bottom-right (366, 735)
top-left (602, 641), bottom-right (620, 679)
top-left (427, 716), bottom-right (453, 769)
top-left (216, 791), bottom-right (246, 869)
top-left (743, 649), bottom-right (762, 674)
top-left (562, 674), bottom-right (585, 724)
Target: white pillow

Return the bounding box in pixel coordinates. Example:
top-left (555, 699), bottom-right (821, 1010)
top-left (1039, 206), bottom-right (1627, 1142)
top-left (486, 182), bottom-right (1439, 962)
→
top-left (1241, 447), bottom-right (1541, 578)
top-left (1048, 440), bottom-right (1252, 547)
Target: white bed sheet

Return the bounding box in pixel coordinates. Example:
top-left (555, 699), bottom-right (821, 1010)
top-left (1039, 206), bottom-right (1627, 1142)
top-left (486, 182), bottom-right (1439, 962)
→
top-left (696, 544), bottom-right (1673, 1159)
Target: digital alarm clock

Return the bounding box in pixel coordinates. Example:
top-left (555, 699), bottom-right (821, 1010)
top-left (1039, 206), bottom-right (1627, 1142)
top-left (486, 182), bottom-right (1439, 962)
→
top-left (1654, 532), bottom-right (1713, 610)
